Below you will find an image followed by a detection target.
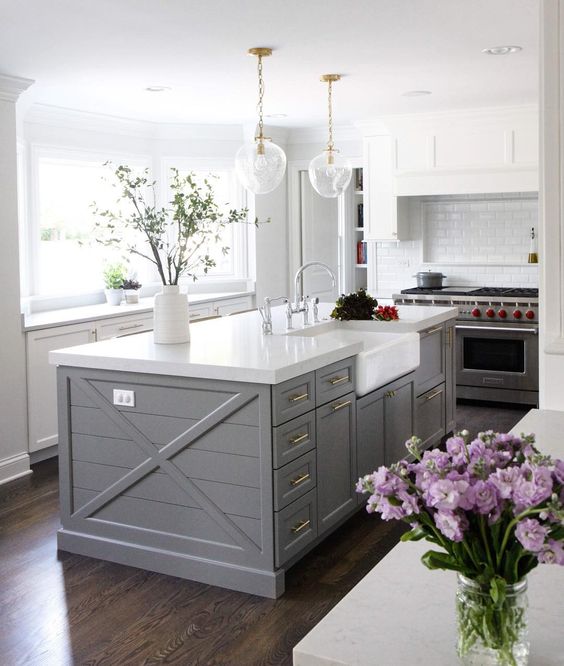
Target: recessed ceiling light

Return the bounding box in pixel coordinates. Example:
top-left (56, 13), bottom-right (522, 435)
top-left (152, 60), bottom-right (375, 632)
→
top-left (265, 113), bottom-right (287, 118)
top-left (402, 90), bottom-right (432, 97)
top-left (482, 45), bottom-right (522, 55)
top-left (145, 86), bottom-right (172, 92)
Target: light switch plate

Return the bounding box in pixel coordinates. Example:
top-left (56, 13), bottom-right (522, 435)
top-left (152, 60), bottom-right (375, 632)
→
top-left (113, 389), bottom-right (135, 407)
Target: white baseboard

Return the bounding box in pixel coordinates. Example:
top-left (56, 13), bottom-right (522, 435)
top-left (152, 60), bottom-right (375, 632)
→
top-left (0, 452), bottom-right (32, 486)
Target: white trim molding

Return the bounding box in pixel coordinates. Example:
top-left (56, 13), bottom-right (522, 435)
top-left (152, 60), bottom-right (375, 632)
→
top-left (0, 452), bottom-right (31, 486)
top-left (0, 74), bottom-right (34, 103)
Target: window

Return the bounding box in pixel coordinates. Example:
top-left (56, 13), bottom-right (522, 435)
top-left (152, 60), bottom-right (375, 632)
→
top-left (23, 150), bottom-right (252, 304)
top-left (164, 160), bottom-right (252, 283)
top-left (30, 151), bottom-right (151, 297)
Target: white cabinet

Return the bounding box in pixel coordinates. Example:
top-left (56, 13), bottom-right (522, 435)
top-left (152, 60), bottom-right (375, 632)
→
top-left (26, 321), bottom-right (96, 453)
top-left (215, 296), bottom-right (253, 316)
top-left (96, 312), bottom-right (153, 340)
top-left (363, 136), bottom-right (407, 242)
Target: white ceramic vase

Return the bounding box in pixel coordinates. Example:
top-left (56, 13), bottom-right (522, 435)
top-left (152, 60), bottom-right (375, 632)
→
top-left (153, 285), bottom-right (190, 344)
top-left (105, 288), bottom-right (123, 306)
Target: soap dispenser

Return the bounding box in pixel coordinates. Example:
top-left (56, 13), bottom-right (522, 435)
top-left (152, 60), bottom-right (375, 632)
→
top-left (528, 227), bottom-right (538, 264)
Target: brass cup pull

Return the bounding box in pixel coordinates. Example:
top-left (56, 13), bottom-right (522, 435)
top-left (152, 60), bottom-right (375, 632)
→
top-left (425, 326), bottom-right (442, 335)
top-left (425, 389), bottom-right (443, 401)
top-left (290, 472), bottom-right (311, 487)
top-left (289, 432), bottom-right (308, 446)
top-left (331, 399), bottom-right (352, 412)
top-left (329, 375), bottom-right (349, 385)
top-left (291, 519), bottom-right (310, 534)
top-left (384, 390), bottom-right (396, 398)
top-left (289, 392), bottom-right (308, 403)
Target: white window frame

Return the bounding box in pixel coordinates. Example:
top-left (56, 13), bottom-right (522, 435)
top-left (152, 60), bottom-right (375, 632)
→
top-left (24, 144), bottom-right (152, 306)
top-left (160, 156), bottom-right (254, 283)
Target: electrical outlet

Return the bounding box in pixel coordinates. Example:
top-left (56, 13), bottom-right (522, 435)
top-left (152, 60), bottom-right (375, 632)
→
top-left (113, 389), bottom-right (135, 407)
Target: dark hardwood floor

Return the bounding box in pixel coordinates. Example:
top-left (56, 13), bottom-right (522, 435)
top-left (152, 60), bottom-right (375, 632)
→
top-left (0, 401), bottom-right (530, 666)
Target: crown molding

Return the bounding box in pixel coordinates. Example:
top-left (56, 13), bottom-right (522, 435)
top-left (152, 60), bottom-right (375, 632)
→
top-left (356, 104), bottom-right (539, 136)
top-left (287, 124), bottom-right (361, 145)
top-left (25, 103), bottom-right (244, 141)
top-left (0, 74), bottom-right (34, 103)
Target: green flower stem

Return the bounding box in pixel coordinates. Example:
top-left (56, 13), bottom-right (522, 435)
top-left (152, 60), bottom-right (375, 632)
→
top-left (479, 515), bottom-right (495, 572)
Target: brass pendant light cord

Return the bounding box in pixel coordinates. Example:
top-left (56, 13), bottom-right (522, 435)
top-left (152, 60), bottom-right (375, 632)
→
top-left (327, 78), bottom-right (334, 152)
top-left (257, 53), bottom-right (265, 143)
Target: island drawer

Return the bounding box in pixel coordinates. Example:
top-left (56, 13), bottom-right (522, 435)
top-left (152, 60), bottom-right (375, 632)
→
top-left (272, 372), bottom-right (316, 426)
top-left (315, 357), bottom-right (355, 406)
top-left (274, 489), bottom-right (317, 567)
top-left (273, 450), bottom-right (316, 511)
top-left (272, 412), bottom-right (316, 468)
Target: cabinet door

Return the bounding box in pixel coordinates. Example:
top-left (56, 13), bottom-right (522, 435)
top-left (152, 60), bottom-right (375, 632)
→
top-left (415, 383), bottom-right (446, 450)
top-left (96, 313), bottom-right (153, 340)
top-left (383, 379), bottom-right (415, 465)
top-left (445, 320), bottom-right (456, 434)
top-left (364, 135), bottom-right (398, 241)
top-left (356, 390), bottom-right (385, 504)
top-left (214, 296), bottom-right (254, 316)
top-left (316, 391), bottom-right (357, 536)
top-left (416, 324), bottom-right (446, 396)
top-left (27, 323), bottom-right (95, 452)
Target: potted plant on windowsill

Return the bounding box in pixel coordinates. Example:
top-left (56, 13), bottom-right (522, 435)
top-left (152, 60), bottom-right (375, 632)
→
top-left (103, 263), bottom-right (127, 306)
top-left (121, 278), bottom-right (142, 304)
top-left (92, 165), bottom-right (252, 343)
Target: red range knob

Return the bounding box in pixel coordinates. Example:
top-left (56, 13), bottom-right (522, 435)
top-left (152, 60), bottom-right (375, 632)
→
top-left (525, 310), bottom-right (535, 320)
top-left (498, 309), bottom-right (507, 319)
top-left (471, 307), bottom-right (481, 317)
top-left (486, 308), bottom-right (495, 318)
top-left (513, 309), bottom-right (522, 319)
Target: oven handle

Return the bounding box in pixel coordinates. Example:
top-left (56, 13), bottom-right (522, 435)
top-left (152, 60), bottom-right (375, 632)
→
top-left (455, 325), bottom-right (538, 335)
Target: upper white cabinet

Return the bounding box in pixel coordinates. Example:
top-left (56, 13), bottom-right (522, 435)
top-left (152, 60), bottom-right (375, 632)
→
top-left (363, 135), bottom-right (408, 241)
top-left (363, 136), bottom-right (410, 242)
top-left (360, 106), bottom-right (539, 213)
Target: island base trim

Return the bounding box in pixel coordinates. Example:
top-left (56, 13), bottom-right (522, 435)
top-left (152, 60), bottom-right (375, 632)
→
top-left (57, 528), bottom-right (285, 598)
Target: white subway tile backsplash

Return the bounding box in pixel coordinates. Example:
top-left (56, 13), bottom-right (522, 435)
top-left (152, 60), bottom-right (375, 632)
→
top-left (372, 192), bottom-right (539, 298)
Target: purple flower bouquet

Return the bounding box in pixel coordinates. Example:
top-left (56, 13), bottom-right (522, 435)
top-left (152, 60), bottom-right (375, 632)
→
top-left (357, 431), bottom-right (564, 665)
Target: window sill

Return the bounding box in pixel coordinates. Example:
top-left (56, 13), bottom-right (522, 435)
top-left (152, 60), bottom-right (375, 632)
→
top-left (22, 289), bottom-right (256, 332)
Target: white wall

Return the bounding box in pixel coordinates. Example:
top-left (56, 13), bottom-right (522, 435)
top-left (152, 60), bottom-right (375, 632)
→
top-left (539, 0), bottom-right (564, 411)
top-left (0, 75), bottom-right (33, 484)
top-left (371, 193), bottom-right (539, 298)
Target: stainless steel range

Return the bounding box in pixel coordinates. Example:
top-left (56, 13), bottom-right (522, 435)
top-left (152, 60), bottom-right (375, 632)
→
top-left (393, 287), bottom-right (539, 406)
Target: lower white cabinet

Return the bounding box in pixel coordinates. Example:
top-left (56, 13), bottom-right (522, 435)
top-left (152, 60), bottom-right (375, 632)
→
top-left (96, 312), bottom-right (153, 340)
top-left (27, 321), bottom-right (96, 453)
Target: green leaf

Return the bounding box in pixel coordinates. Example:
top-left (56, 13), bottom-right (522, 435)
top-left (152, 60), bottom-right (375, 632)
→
top-left (400, 526), bottom-right (427, 542)
top-left (421, 549), bottom-right (462, 572)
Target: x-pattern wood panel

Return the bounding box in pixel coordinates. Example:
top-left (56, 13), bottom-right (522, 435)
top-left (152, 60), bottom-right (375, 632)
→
top-left (71, 377), bottom-right (263, 553)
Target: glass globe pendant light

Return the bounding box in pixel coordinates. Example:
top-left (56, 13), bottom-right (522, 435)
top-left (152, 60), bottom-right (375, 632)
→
top-left (235, 48), bottom-right (286, 195)
top-left (308, 74), bottom-right (352, 198)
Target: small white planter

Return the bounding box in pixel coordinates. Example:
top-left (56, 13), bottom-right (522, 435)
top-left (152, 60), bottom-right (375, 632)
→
top-left (105, 288), bottom-right (123, 306)
top-left (124, 289), bottom-right (140, 304)
top-left (153, 285), bottom-right (190, 344)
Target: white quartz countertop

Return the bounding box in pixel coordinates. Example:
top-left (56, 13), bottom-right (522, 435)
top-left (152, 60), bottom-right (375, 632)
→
top-left (49, 303), bottom-right (457, 384)
top-left (23, 291), bottom-right (254, 332)
top-left (293, 409), bottom-right (564, 666)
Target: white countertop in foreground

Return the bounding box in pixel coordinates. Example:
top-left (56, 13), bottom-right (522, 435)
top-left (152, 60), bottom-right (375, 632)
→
top-left (293, 409), bottom-right (564, 666)
top-left (49, 303), bottom-right (457, 384)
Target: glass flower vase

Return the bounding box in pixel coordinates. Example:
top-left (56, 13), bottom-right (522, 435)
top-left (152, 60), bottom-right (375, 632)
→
top-left (456, 574), bottom-right (529, 666)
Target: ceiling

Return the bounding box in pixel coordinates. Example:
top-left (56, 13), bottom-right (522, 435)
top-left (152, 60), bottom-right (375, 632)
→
top-left (0, 0), bottom-right (538, 128)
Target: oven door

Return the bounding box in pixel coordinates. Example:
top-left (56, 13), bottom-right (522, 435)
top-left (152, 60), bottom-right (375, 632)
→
top-left (456, 323), bottom-right (538, 393)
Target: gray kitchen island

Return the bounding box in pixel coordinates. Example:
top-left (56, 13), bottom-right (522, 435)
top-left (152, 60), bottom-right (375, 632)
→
top-left (50, 303), bottom-right (457, 597)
